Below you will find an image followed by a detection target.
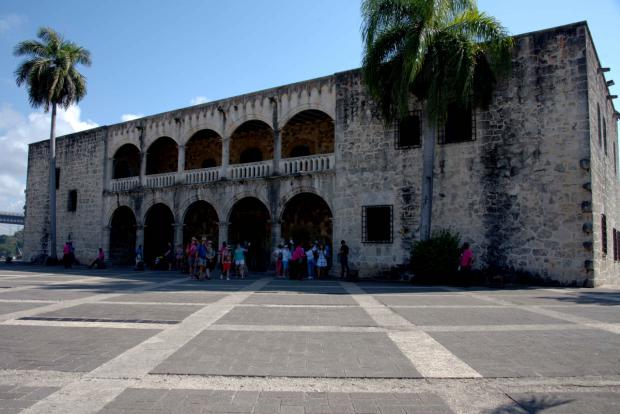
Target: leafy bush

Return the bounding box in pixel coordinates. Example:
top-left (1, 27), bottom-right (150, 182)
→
top-left (411, 229), bottom-right (461, 284)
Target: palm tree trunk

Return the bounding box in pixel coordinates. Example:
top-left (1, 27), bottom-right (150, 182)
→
top-left (419, 110), bottom-right (436, 241)
top-left (48, 103), bottom-right (57, 261)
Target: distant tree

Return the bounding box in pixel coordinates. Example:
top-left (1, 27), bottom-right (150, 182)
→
top-left (361, 0), bottom-right (513, 240)
top-left (14, 27), bottom-right (91, 261)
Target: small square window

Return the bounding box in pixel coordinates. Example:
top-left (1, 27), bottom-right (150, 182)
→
top-left (439, 104), bottom-right (475, 144)
top-left (68, 190), bottom-right (77, 212)
top-left (55, 168), bottom-right (60, 190)
top-left (396, 113), bottom-right (421, 148)
top-left (362, 205), bottom-right (393, 243)
top-left (601, 214), bottom-right (607, 256)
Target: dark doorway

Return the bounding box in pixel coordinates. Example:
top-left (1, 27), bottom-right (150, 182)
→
top-left (109, 206), bottom-right (137, 265)
top-left (183, 201), bottom-right (219, 246)
top-left (281, 193), bottom-right (332, 248)
top-left (228, 197), bottom-right (271, 271)
top-left (144, 203), bottom-right (174, 266)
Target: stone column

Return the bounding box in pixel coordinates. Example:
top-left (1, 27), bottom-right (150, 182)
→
top-left (273, 128), bottom-right (281, 175)
top-left (221, 137), bottom-right (230, 179)
top-left (177, 145), bottom-right (185, 184)
top-left (174, 222), bottom-right (184, 248)
top-left (271, 220), bottom-right (282, 257)
top-left (135, 224), bottom-right (145, 250)
top-left (102, 226), bottom-right (111, 262)
top-left (218, 221), bottom-right (229, 245)
top-left (139, 152), bottom-right (147, 186)
top-left (105, 157), bottom-right (114, 190)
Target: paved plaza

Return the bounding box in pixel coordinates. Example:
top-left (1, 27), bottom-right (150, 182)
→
top-left (0, 266), bottom-right (618, 413)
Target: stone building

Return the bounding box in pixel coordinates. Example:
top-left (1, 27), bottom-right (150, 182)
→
top-left (24, 22), bottom-right (619, 286)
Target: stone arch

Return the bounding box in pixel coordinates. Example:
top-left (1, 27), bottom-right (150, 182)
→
top-left (229, 120), bottom-right (274, 164)
top-left (182, 123), bottom-right (224, 146)
top-left (182, 200), bottom-right (220, 246)
top-left (109, 206), bottom-right (137, 265)
top-left (143, 203), bottom-right (175, 266)
top-left (228, 196), bottom-right (272, 272)
top-left (112, 143), bottom-right (141, 179)
top-left (146, 136), bottom-right (178, 175)
top-left (281, 109), bottom-right (334, 158)
top-left (281, 192), bottom-right (333, 249)
top-left (225, 114), bottom-right (273, 138)
top-left (184, 129), bottom-right (222, 170)
top-left (277, 187), bottom-right (333, 222)
top-left (280, 104), bottom-right (334, 127)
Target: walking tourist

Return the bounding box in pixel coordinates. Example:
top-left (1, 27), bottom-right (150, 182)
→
top-left (205, 240), bottom-right (216, 279)
top-left (218, 242), bottom-right (230, 279)
top-left (88, 248), bottom-right (105, 269)
top-left (316, 243), bottom-right (327, 279)
top-left (187, 237), bottom-right (197, 278)
top-left (221, 247), bottom-right (232, 280)
top-left (273, 244), bottom-right (284, 278)
top-left (164, 242), bottom-right (174, 270)
top-left (291, 242), bottom-right (305, 280)
top-left (339, 240), bottom-right (349, 279)
top-left (459, 242), bottom-right (474, 287)
top-left (175, 244), bottom-right (184, 272)
top-left (62, 241), bottom-right (72, 269)
top-left (234, 243), bottom-right (248, 279)
top-left (135, 244), bottom-right (144, 271)
top-left (281, 243), bottom-right (291, 278)
top-left (305, 243), bottom-right (316, 279)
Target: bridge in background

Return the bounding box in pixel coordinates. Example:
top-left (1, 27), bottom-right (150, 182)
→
top-left (0, 212), bottom-right (25, 226)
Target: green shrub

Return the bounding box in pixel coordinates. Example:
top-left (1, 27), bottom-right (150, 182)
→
top-left (411, 229), bottom-right (461, 283)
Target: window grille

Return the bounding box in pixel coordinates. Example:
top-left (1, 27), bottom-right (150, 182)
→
top-left (601, 214), bottom-right (607, 256)
top-left (438, 104), bottom-right (476, 144)
top-left (362, 205), bottom-right (393, 243)
top-left (395, 112), bottom-right (421, 149)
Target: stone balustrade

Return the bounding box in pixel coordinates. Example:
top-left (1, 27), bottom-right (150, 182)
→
top-left (185, 167), bottom-right (220, 185)
top-left (145, 172), bottom-right (176, 188)
top-left (280, 153), bottom-right (334, 174)
top-left (229, 160), bottom-right (272, 180)
top-left (110, 176), bottom-right (140, 191)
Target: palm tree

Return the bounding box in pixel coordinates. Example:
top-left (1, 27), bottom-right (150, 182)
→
top-left (361, 0), bottom-right (512, 240)
top-left (14, 27), bottom-right (91, 261)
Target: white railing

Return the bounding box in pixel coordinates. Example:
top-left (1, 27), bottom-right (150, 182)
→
top-left (145, 172), bottom-right (177, 188)
top-left (229, 160), bottom-right (272, 180)
top-left (280, 153), bottom-right (334, 174)
top-left (185, 167), bottom-right (220, 185)
top-left (110, 176), bottom-right (140, 191)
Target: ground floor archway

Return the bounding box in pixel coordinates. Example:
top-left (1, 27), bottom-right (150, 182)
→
top-left (144, 203), bottom-right (174, 266)
top-left (109, 206), bottom-right (136, 265)
top-left (228, 197), bottom-right (271, 271)
top-left (281, 193), bottom-right (333, 249)
top-left (183, 200), bottom-right (219, 246)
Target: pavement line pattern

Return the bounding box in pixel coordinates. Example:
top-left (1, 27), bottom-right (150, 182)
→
top-left (340, 281), bottom-right (482, 379)
top-left (20, 277), bottom-right (271, 414)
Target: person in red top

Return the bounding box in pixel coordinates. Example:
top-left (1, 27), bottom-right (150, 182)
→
top-left (459, 242), bottom-right (474, 287)
top-left (290, 242), bottom-right (305, 280)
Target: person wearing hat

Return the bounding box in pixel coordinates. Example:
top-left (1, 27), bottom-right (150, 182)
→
top-left (187, 237), bottom-right (198, 279)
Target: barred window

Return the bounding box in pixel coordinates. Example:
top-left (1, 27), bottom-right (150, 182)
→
top-left (613, 228), bottom-right (618, 261)
top-left (55, 168), bottom-right (60, 190)
top-left (601, 214), bottom-right (607, 256)
top-left (603, 117), bottom-right (607, 155)
top-left (68, 190), bottom-right (77, 212)
top-left (439, 104), bottom-right (475, 144)
top-left (597, 104), bottom-right (602, 147)
top-left (362, 205), bottom-right (393, 243)
top-left (396, 112), bottom-right (421, 148)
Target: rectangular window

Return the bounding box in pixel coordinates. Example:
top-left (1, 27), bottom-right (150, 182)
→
top-left (362, 205), bottom-right (393, 243)
top-left (439, 104), bottom-right (475, 144)
top-left (601, 214), bottom-right (607, 256)
top-left (613, 228), bottom-right (618, 261)
top-left (597, 104), bottom-right (602, 147)
top-left (396, 112), bottom-right (421, 148)
top-left (67, 190), bottom-right (77, 212)
top-left (55, 168), bottom-right (60, 190)
top-left (603, 118), bottom-right (607, 155)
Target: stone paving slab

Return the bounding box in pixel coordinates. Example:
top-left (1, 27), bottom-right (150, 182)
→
top-left (1, 275), bottom-right (85, 282)
top-left (259, 284), bottom-right (348, 294)
top-left (429, 329), bottom-right (620, 377)
top-left (492, 294), bottom-right (618, 306)
top-left (215, 306), bottom-right (376, 327)
top-left (502, 392), bottom-right (620, 414)
top-left (152, 331), bottom-right (420, 378)
top-left (243, 293), bottom-right (357, 306)
top-left (0, 384), bottom-right (59, 414)
top-left (0, 325), bottom-right (159, 372)
top-left (35, 302), bottom-right (203, 322)
top-left (359, 286), bottom-right (453, 294)
top-left (391, 307), bottom-right (573, 326)
top-left (373, 294), bottom-right (494, 307)
top-left (0, 302), bottom-right (51, 315)
top-left (108, 291), bottom-right (226, 304)
top-left (0, 289), bottom-right (96, 301)
top-left (541, 305), bottom-right (620, 324)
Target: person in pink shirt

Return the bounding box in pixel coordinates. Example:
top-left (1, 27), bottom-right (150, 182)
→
top-left (459, 242), bottom-right (474, 286)
top-left (290, 242), bottom-right (306, 280)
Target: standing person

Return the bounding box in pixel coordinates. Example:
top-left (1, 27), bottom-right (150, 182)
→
top-left (221, 247), bottom-right (232, 280)
top-left (233, 243), bottom-right (248, 279)
top-left (316, 243), bottom-right (328, 280)
top-left (196, 237), bottom-right (208, 280)
top-left (88, 248), bottom-right (105, 269)
top-left (135, 244), bottom-right (144, 271)
top-left (459, 242), bottom-right (474, 287)
top-left (291, 242), bottom-right (305, 280)
top-left (305, 243), bottom-right (316, 280)
top-left (69, 241), bottom-right (75, 267)
top-left (273, 244), bottom-right (283, 278)
top-left (206, 241), bottom-right (216, 280)
top-left (164, 242), bottom-right (174, 271)
top-left (218, 242), bottom-right (229, 280)
top-left (281, 243), bottom-right (291, 279)
top-left (187, 238), bottom-right (197, 279)
top-left (339, 240), bottom-right (350, 280)
top-left (175, 244), bottom-right (184, 272)
top-left (324, 242), bottom-right (331, 272)
top-left (62, 241), bottom-right (71, 269)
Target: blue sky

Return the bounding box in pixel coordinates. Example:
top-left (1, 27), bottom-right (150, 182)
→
top-left (0, 0), bottom-right (619, 234)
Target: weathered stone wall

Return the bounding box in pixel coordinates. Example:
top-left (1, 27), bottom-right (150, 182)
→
top-left (586, 28), bottom-right (620, 285)
top-left (23, 128), bottom-right (106, 264)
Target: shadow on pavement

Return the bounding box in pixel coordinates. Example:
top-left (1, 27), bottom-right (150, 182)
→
top-left (488, 395), bottom-right (573, 413)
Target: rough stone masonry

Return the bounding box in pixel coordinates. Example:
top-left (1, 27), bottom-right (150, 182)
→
top-left (23, 22), bottom-right (619, 286)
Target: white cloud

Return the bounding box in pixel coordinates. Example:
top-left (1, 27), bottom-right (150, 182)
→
top-left (121, 113), bottom-right (143, 122)
top-left (190, 96), bottom-right (209, 105)
top-left (0, 103), bottom-right (98, 214)
top-left (0, 14), bottom-right (27, 34)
